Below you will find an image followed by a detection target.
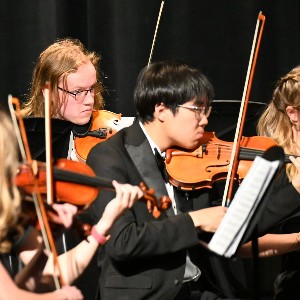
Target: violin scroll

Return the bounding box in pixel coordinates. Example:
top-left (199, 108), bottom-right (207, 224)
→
top-left (139, 182), bottom-right (171, 218)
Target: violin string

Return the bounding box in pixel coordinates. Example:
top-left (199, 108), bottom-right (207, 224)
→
top-left (169, 143), bottom-right (284, 161)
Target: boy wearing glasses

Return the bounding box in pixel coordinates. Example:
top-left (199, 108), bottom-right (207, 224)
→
top-left (21, 38), bottom-right (104, 162)
top-left (86, 60), bottom-right (229, 300)
top-left (86, 60), bottom-right (300, 300)
top-left (22, 38), bottom-right (103, 125)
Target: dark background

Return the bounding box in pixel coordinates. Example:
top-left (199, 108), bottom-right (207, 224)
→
top-left (1, 0), bottom-right (300, 119)
top-left (1, 1), bottom-right (299, 299)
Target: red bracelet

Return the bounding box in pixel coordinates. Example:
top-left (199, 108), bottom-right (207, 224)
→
top-left (91, 226), bottom-right (107, 245)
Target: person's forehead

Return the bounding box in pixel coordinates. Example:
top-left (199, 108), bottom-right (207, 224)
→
top-left (186, 97), bottom-right (207, 106)
top-left (65, 62), bottom-right (97, 88)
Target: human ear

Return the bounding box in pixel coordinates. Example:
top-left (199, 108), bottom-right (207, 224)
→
top-left (286, 105), bottom-right (298, 123)
top-left (155, 102), bottom-right (166, 121)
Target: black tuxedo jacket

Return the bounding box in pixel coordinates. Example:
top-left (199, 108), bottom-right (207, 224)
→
top-left (86, 121), bottom-right (222, 300)
top-left (86, 120), bottom-right (300, 300)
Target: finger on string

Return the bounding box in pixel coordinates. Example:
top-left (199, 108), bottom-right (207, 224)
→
top-left (289, 156), bottom-right (300, 167)
top-left (52, 203), bottom-right (75, 228)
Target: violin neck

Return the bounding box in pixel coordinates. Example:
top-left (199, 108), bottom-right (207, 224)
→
top-left (239, 147), bottom-right (293, 163)
top-left (284, 155), bottom-right (295, 163)
top-left (53, 167), bottom-right (114, 190)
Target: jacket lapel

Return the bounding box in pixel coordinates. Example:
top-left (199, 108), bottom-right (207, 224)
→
top-left (124, 121), bottom-right (174, 217)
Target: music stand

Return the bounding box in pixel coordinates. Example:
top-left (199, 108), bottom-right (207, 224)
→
top-left (206, 100), bottom-right (267, 141)
top-left (23, 117), bottom-right (73, 161)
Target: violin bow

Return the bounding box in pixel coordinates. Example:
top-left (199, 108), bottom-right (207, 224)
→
top-left (8, 96), bottom-right (51, 257)
top-left (222, 12), bottom-right (266, 207)
top-left (8, 95), bottom-right (64, 289)
top-left (147, 0), bottom-right (165, 66)
top-left (44, 82), bottom-right (55, 206)
top-left (43, 82), bottom-right (65, 287)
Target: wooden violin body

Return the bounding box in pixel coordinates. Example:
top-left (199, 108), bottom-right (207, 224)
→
top-left (75, 110), bottom-right (122, 162)
top-left (165, 131), bottom-right (286, 191)
top-left (16, 159), bottom-right (99, 207)
top-left (15, 158), bottom-right (171, 219)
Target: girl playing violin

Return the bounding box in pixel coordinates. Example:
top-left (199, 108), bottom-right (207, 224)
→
top-left (239, 65), bottom-right (300, 299)
top-left (0, 110), bottom-right (82, 300)
top-left (0, 110), bottom-right (143, 298)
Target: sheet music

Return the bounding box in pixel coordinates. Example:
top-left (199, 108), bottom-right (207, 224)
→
top-left (208, 156), bottom-right (280, 257)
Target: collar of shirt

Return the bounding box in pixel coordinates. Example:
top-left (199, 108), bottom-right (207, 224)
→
top-left (139, 121), bottom-right (164, 157)
top-left (139, 121), bottom-right (177, 214)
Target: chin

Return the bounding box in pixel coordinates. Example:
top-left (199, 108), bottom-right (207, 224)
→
top-left (188, 140), bottom-right (202, 150)
top-left (177, 141), bottom-right (198, 150)
top-left (79, 119), bottom-right (90, 125)
top-left (72, 117), bottom-right (90, 125)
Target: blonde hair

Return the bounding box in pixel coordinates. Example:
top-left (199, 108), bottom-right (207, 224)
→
top-left (0, 111), bottom-right (22, 253)
top-left (21, 38), bottom-right (104, 117)
top-left (257, 65), bottom-right (300, 180)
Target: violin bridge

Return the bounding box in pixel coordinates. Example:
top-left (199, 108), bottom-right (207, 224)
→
top-left (197, 144), bottom-right (207, 157)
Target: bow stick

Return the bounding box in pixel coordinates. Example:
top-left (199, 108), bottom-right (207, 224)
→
top-left (44, 82), bottom-right (54, 205)
top-left (8, 95), bottom-right (64, 289)
top-left (222, 12), bottom-right (266, 207)
top-left (147, 0), bottom-right (165, 66)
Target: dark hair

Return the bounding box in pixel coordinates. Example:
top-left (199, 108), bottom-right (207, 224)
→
top-left (134, 60), bottom-right (214, 123)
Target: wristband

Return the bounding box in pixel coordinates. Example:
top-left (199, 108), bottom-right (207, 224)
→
top-left (91, 226), bottom-right (107, 245)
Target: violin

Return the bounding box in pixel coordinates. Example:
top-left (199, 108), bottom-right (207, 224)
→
top-left (15, 158), bottom-right (171, 218)
top-left (16, 159), bottom-right (98, 207)
top-left (74, 110), bottom-right (122, 162)
top-left (74, 110), bottom-right (135, 162)
top-left (165, 131), bottom-right (292, 191)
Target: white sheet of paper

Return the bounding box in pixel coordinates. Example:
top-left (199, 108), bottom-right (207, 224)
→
top-left (208, 156), bottom-right (280, 257)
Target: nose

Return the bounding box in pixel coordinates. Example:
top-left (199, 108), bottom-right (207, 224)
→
top-left (199, 115), bottom-right (208, 126)
top-left (84, 90), bottom-right (95, 105)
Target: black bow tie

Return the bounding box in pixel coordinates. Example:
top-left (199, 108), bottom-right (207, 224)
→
top-left (154, 148), bottom-right (169, 183)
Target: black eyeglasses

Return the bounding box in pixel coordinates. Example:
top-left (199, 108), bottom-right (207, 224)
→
top-left (176, 104), bottom-right (212, 120)
top-left (58, 84), bottom-right (98, 102)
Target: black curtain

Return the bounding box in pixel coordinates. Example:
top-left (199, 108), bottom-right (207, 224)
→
top-left (1, 0), bottom-right (300, 117)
